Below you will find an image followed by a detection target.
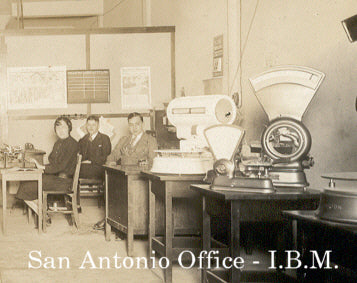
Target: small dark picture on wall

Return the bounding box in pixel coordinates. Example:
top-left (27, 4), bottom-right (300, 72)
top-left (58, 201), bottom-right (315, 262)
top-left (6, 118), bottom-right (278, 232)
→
top-left (213, 34), bottom-right (223, 77)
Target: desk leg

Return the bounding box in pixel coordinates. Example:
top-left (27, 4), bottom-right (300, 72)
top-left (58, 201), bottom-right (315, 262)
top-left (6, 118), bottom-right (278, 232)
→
top-left (292, 219), bottom-right (297, 250)
top-left (104, 170), bottom-right (111, 241)
top-left (201, 195), bottom-right (210, 283)
top-left (164, 183), bottom-right (173, 283)
top-left (2, 177), bottom-right (6, 236)
top-left (295, 220), bottom-right (305, 282)
top-left (127, 176), bottom-right (134, 256)
top-left (148, 180), bottom-right (155, 268)
top-left (230, 202), bottom-right (241, 283)
top-left (38, 175), bottom-right (42, 235)
top-left (28, 207), bottom-right (32, 224)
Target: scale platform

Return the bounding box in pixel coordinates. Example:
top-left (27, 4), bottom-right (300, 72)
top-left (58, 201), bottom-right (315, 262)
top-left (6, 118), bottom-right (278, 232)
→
top-left (211, 175), bottom-right (275, 193)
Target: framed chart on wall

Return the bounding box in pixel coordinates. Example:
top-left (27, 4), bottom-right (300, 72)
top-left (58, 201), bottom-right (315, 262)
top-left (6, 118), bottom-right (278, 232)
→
top-left (7, 66), bottom-right (67, 110)
top-left (67, 69), bottom-right (110, 103)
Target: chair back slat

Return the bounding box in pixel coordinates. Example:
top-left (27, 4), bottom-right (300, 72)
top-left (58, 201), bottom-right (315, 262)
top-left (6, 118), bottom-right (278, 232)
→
top-left (72, 154), bottom-right (82, 194)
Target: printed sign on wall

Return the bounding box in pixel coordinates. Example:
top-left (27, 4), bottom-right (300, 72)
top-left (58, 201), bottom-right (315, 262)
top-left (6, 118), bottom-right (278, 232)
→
top-left (213, 35), bottom-right (223, 77)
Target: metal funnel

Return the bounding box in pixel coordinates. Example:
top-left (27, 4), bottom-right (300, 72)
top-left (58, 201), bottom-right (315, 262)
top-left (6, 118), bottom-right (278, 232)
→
top-left (249, 66), bottom-right (325, 121)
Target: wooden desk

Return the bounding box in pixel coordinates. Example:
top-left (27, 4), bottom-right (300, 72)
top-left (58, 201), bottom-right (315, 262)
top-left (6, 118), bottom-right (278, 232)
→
top-left (191, 184), bottom-right (320, 283)
top-left (1, 168), bottom-right (43, 235)
top-left (142, 171), bottom-right (205, 283)
top-left (104, 165), bottom-right (151, 256)
top-left (284, 210), bottom-right (357, 282)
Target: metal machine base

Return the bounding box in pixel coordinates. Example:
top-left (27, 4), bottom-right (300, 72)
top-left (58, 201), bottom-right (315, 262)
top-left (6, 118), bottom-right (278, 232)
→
top-left (211, 175), bottom-right (275, 193)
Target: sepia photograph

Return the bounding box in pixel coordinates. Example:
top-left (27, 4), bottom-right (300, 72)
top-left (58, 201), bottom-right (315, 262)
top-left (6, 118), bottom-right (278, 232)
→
top-left (0, 1), bottom-right (356, 283)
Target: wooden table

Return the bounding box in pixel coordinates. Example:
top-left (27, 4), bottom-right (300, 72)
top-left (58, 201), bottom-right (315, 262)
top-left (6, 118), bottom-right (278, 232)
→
top-left (191, 184), bottom-right (320, 283)
top-left (104, 165), bottom-right (151, 256)
top-left (142, 171), bottom-right (205, 283)
top-left (1, 168), bottom-right (43, 235)
top-left (284, 210), bottom-right (357, 282)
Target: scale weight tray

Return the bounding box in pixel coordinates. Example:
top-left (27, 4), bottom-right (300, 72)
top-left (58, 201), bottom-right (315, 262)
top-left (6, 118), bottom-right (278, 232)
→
top-left (211, 176), bottom-right (275, 193)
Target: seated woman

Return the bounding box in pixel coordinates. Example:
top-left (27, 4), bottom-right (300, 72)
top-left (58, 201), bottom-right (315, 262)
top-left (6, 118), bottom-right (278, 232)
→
top-left (16, 116), bottom-right (79, 201)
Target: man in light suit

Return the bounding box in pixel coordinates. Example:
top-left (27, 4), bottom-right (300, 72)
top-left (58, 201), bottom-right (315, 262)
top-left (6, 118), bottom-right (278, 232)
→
top-left (94, 112), bottom-right (157, 230)
top-left (107, 112), bottom-right (157, 167)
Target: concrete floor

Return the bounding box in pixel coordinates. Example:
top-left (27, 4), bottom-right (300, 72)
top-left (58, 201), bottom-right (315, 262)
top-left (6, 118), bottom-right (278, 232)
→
top-left (0, 198), bottom-right (201, 283)
top-left (0, 197), bottom-right (300, 283)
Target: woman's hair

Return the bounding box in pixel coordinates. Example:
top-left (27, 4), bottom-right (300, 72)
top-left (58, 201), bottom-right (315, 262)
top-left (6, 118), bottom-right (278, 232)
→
top-left (54, 116), bottom-right (72, 133)
top-left (127, 112), bottom-right (143, 122)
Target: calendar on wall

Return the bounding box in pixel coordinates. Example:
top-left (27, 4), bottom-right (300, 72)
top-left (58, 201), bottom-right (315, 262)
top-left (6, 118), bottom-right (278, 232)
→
top-left (67, 69), bottom-right (110, 104)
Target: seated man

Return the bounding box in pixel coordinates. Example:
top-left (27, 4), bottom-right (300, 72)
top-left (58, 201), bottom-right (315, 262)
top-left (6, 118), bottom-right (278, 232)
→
top-left (107, 112), bottom-right (157, 167)
top-left (79, 115), bottom-right (111, 179)
top-left (94, 112), bottom-right (157, 230)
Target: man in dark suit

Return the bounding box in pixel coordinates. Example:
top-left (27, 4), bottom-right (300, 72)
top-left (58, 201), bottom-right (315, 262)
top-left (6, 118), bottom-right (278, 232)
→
top-left (79, 115), bottom-right (111, 179)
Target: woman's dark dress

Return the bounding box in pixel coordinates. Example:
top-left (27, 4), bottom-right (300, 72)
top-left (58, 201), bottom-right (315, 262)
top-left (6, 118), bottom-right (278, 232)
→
top-left (16, 136), bottom-right (79, 201)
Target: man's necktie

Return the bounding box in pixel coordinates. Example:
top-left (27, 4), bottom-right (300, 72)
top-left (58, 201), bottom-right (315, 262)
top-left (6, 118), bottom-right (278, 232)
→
top-left (130, 135), bottom-right (136, 147)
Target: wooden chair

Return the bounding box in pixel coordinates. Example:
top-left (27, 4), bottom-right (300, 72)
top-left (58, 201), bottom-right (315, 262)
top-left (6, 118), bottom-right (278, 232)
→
top-left (42, 154), bottom-right (82, 232)
top-left (77, 178), bottom-right (104, 210)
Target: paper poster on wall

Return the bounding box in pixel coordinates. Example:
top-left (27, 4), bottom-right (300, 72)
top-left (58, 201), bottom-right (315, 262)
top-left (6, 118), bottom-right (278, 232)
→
top-left (121, 67), bottom-right (151, 109)
top-left (7, 66), bottom-right (67, 110)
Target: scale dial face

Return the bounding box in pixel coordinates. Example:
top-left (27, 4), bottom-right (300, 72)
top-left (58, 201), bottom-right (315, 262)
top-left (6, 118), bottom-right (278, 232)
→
top-left (261, 118), bottom-right (311, 162)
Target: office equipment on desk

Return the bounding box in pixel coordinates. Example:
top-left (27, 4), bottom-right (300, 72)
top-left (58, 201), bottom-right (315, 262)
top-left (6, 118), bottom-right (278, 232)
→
top-left (151, 95), bottom-right (237, 174)
top-left (0, 145), bottom-right (23, 168)
top-left (0, 168), bottom-right (43, 235)
top-left (315, 172), bottom-right (357, 224)
top-left (0, 144), bottom-right (45, 169)
top-left (191, 184), bottom-right (320, 283)
top-left (151, 108), bottom-right (180, 149)
top-left (240, 66), bottom-right (325, 191)
top-left (204, 124), bottom-right (275, 193)
top-left (23, 148), bottom-right (46, 168)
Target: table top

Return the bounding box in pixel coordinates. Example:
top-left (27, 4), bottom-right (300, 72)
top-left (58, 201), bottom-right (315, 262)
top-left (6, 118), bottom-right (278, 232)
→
top-left (103, 164), bottom-right (146, 175)
top-left (141, 170), bottom-right (206, 181)
top-left (284, 210), bottom-right (357, 234)
top-left (321, 172), bottom-right (357, 181)
top-left (0, 167), bottom-right (43, 175)
top-left (190, 184), bottom-right (321, 201)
